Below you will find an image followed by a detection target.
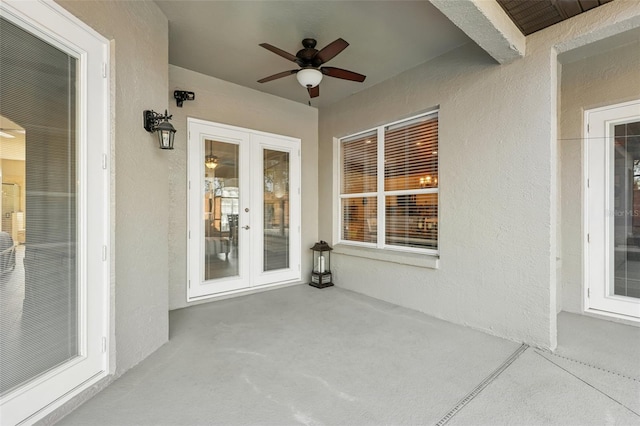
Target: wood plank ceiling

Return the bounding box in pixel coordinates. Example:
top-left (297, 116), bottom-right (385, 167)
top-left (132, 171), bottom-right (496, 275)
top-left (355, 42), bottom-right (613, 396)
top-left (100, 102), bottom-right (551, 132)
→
top-left (497, 0), bottom-right (614, 35)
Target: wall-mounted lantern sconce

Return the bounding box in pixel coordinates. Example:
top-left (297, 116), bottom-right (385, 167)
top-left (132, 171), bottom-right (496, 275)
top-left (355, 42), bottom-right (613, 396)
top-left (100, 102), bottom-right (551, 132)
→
top-left (143, 109), bottom-right (176, 150)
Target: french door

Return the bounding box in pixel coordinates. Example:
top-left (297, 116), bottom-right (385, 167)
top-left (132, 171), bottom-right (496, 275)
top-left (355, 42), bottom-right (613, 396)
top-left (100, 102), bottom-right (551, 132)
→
top-left (586, 100), bottom-right (640, 320)
top-left (187, 119), bottom-right (301, 300)
top-left (0, 1), bottom-right (109, 424)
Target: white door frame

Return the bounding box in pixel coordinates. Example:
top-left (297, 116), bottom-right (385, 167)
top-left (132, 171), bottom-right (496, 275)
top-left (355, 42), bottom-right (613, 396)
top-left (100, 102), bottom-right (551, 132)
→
top-left (187, 121), bottom-right (251, 298)
top-left (0, 1), bottom-right (110, 424)
top-left (584, 99), bottom-right (640, 321)
top-left (187, 119), bottom-right (301, 301)
top-left (251, 133), bottom-right (302, 287)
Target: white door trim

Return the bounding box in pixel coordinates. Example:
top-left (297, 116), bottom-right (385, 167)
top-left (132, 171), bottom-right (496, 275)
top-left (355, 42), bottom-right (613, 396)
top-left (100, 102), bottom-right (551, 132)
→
top-left (187, 121), bottom-right (251, 298)
top-left (187, 118), bottom-right (301, 302)
top-left (584, 99), bottom-right (640, 321)
top-left (251, 134), bottom-right (302, 287)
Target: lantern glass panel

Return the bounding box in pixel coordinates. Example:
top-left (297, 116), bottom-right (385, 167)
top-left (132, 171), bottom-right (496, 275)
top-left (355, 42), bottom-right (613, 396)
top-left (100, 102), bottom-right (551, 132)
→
top-left (312, 249), bottom-right (330, 273)
top-left (157, 129), bottom-right (174, 149)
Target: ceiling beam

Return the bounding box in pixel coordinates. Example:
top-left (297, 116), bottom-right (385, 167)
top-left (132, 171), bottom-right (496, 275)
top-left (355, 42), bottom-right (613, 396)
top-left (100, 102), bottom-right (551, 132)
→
top-left (429, 0), bottom-right (525, 64)
top-left (553, 0), bottom-right (582, 19)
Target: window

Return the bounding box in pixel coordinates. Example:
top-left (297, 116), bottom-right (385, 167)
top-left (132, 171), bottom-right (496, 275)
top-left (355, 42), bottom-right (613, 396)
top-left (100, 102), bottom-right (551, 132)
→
top-left (339, 111), bottom-right (438, 254)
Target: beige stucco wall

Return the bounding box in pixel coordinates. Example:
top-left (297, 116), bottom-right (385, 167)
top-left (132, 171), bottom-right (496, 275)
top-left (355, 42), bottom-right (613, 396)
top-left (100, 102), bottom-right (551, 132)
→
top-left (559, 38), bottom-right (640, 315)
top-left (318, 1), bottom-right (640, 350)
top-left (167, 65), bottom-right (319, 310)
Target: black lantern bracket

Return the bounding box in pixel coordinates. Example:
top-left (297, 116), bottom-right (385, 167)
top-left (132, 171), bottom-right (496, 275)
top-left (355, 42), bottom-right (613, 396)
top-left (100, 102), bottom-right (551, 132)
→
top-left (143, 109), bottom-right (172, 132)
top-left (143, 109), bottom-right (176, 150)
top-left (174, 90), bottom-right (195, 107)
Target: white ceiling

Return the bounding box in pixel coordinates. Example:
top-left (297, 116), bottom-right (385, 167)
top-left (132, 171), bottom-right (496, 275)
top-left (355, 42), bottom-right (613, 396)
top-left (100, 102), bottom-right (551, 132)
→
top-left (154, 1), bottom-right (473, 107)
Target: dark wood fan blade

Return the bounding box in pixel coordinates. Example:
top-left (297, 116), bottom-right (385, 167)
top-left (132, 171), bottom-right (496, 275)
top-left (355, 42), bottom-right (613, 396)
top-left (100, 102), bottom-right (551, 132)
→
top-left (259, 43), bottom-right (298, 62)
top-left (257, 70), bottom-right (298, 83)
top-left (321, 67), bottom-right (366, 82)
top-left (315, 38), bottom-right (349, 64)
top-left (308, 86), bottom-right (319, 98)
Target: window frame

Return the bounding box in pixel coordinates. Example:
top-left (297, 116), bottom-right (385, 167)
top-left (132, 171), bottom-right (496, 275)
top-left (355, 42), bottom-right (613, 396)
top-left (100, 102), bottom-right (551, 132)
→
top-left (336, 109), bottom-right (439, 256)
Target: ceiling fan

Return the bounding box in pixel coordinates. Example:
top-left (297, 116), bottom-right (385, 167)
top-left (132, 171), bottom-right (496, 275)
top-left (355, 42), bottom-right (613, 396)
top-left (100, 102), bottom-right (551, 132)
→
top-left (257, 38), bottom-right (366, 98)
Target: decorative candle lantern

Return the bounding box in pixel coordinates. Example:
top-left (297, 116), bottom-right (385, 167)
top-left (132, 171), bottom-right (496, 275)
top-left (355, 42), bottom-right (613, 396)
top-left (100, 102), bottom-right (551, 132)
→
top-left (310, 241), bottom-right (333, 288)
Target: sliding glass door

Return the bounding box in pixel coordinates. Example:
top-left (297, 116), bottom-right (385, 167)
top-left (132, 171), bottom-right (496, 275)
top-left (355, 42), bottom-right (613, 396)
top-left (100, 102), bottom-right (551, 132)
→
top-left (0, 2), bottom-right (108, 424)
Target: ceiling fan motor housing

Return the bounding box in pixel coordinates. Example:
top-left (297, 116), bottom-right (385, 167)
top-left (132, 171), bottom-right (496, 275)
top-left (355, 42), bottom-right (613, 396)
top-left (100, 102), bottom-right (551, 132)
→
top-left (296, 39), bottom-right (320, 67)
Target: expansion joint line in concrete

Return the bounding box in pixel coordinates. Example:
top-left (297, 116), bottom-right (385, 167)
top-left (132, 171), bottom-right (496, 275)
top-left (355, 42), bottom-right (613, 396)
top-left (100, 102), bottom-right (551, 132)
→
top-left (535, 351), bottom-right (640, 418)
top-left (434, 343), bottom-right (529, 426)
top-left (533, 350), bottom-right (640, 383)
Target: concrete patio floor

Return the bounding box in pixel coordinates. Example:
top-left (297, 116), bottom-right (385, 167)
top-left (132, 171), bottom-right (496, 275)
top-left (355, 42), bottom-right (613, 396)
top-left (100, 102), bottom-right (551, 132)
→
top-left (54, 285), bottom-right (640, 425)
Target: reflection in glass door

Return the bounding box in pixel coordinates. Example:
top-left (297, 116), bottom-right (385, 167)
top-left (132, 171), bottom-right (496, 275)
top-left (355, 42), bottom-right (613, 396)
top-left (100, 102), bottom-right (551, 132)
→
top-left (204, 139), bottom-right (239, 281)
top-left (613, 120), bottom-right (640, 300)
top-left (0, 14), bottom-right (79, 397)
top-left (263, 149), bottom-right (290, 272)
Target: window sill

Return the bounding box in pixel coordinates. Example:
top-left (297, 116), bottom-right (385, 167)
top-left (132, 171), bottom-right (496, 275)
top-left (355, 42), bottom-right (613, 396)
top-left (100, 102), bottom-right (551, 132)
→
top-left (333, 244), bottom-right (439, 269)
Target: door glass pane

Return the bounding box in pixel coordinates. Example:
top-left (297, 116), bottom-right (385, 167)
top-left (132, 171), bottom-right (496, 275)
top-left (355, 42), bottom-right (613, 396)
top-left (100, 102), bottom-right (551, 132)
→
top-left (204, 140), bottom-right (238, 280)
top-left (263, 149), bottom-right (289, 271)
top-left (613, 120), bottom-right (640, 299)
top-left (0, 17), bottom-right (78, 395)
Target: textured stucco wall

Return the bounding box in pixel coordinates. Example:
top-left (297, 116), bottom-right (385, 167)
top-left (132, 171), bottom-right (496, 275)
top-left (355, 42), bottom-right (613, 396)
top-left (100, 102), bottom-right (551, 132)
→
top-left (320, 41), bottom-right (556, 349)
top-left (168, 65), bottom-right (318, 310)
top-left (41, 1), bottom-right (169, 423)
top-left (318, 1), bottom-right (640, 350)
top-left (560, 38), bottom-right (640, 314)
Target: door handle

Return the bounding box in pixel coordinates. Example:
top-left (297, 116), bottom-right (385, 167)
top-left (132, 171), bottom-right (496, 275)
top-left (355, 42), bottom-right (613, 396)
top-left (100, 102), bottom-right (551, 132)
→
top-left (242, 225), bottom-right (250, 230)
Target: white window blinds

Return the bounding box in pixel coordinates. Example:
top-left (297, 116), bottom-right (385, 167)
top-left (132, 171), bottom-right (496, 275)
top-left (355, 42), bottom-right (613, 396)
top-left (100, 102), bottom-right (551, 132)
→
top-left (341, 131), bottom-right (377, 195)
top-left (385, 114), bottom-right (438, 191)
top-left (339, 111), bottom-right (439, 252)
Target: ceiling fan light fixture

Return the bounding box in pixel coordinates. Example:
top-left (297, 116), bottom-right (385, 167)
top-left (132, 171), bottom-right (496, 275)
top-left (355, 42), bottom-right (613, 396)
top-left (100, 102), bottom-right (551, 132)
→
top-left (296, 68), bottom-right (323, 88)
